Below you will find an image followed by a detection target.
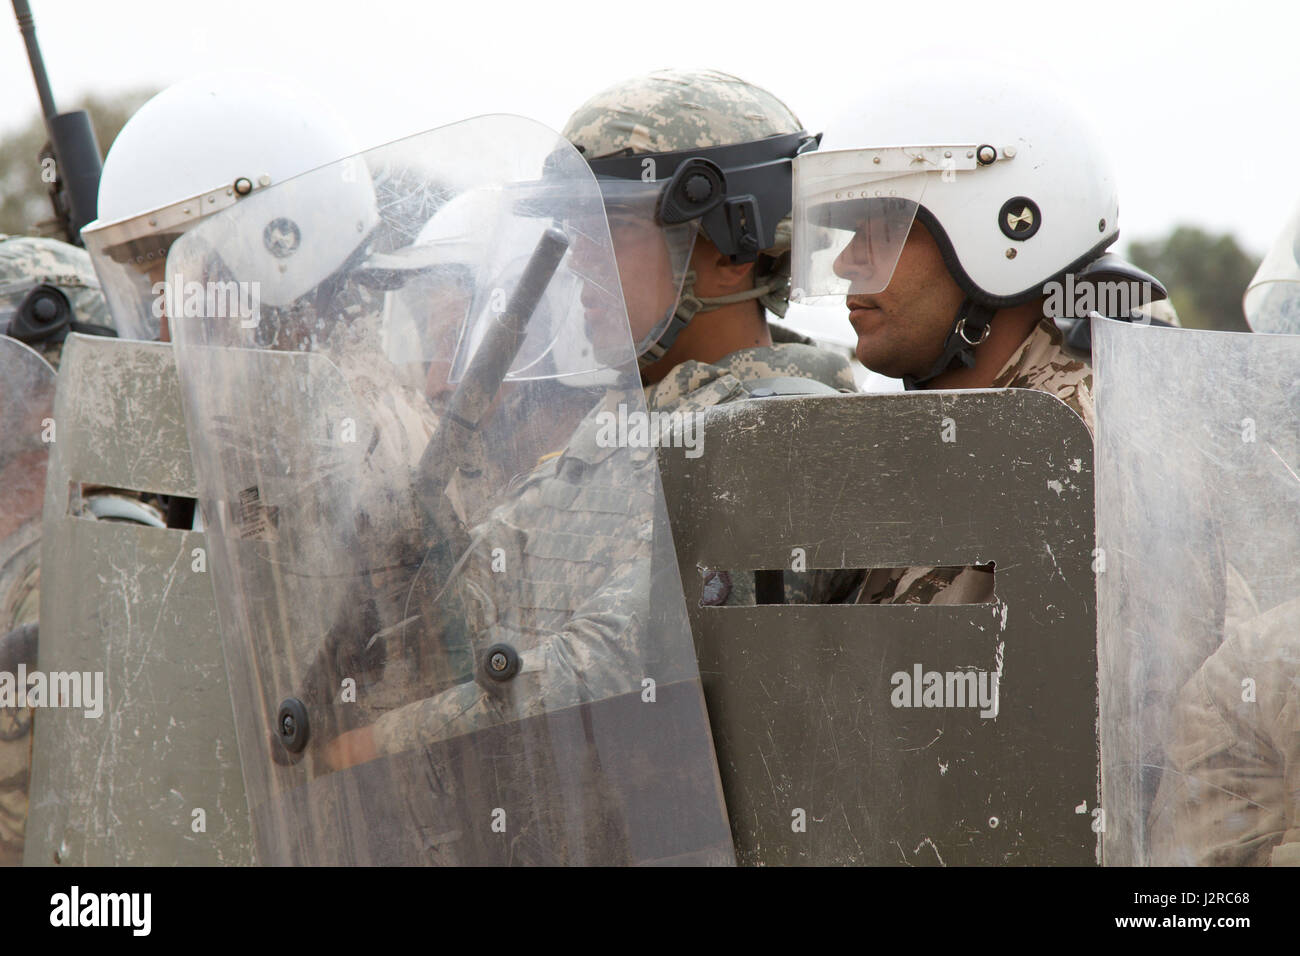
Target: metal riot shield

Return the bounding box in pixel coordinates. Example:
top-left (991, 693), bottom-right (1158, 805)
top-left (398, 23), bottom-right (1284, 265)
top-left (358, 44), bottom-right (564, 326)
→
top-left (0, 337), bottom-right (56, 867)
top-left (660, 389), bottom-right (1099, 865)
top-left (169, 115), bottom-right (733, 865)
top-left (1095, 321), bottom-right (1300, 866)
top-left (23, 334), bottom-right (253, 866)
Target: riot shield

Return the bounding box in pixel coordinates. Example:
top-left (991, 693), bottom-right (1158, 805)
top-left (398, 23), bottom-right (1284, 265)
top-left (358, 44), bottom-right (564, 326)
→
top-left (169, 115), bottom-right (733, 865)
top-left (24, 334), bottom-right (253, 866)
top-left (1095, 321), bottom-right (1300, 866)
top-left (659, 389), bottom-right (1099, 865)
top-left (0, 336), bottom-right (55, 867)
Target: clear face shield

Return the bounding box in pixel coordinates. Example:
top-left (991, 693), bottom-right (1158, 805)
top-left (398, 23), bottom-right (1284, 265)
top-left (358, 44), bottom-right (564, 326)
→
top-left (1243, 203), bottom-right (1300, 334)
top-left (579, 177), bottom-right (699, 357)
top-left (81, 179), bottom-right (258, 341)
top-left (791, 146), bottom-right (980, 303)
top-left (367, 177), bottom-right (636, 388)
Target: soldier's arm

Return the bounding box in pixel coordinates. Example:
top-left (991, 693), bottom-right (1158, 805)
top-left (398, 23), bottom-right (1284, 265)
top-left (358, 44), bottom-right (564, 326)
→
top-left (339, 546), bottom-right (651, 764)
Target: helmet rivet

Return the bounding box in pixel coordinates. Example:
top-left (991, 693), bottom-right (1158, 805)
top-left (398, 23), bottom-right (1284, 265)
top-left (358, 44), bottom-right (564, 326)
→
top-left (976, 145), bottom-right (997, 165)
top-left (1006, 248), bottom-right (1017, 259)
top-left (966, 150), bottom-right (975, 159)
top-left (872, 155), bottom-right (881, 164)
top-left (1098, 218), bottom-right (1106, 232)
top-left (234, 177), bottom-right (253, 196)
top-left (943, 150), bottom-right (952, 158)
top-left (147, 218), bottom-right (157, 227)
top-left (258, 175), bottom-right (271, 187)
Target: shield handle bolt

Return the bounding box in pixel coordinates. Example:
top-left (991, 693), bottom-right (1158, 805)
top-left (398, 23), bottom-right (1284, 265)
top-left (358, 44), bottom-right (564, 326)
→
top-left (276, 697), bottom-right (310, 753)
top-left (483, 643), bottom-right (521, 682)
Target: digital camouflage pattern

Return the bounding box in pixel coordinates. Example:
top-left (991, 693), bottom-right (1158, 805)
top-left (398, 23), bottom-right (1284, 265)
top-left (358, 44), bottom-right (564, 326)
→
top-left (854, 318), bottom-right (1095, 606)
top-left (647, 342), bottom-right (862, 607)
top-left (563, 69), bottom-right (803, 161)
top-left (1148, 595), bottom-right (1300, 865)
top-left (0, 235), bottom-right (115, 370)
top-left (369, 386), bottom-right (661, 755)
top-left (645, 342), bottom-right (855, 412)
top-left (562, 66), bottom-right (805, 321)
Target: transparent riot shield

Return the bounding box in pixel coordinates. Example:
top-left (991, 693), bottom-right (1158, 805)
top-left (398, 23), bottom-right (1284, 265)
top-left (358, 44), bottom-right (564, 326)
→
top-left (1096, 321), bottom-right (1300, 866)
top-left (169, 115), bottom-right (733, 865)
top-left (24, 334), bottom-right (253, 866)
top-left (0, 337), bottom-right (55, 867)
top-left (659, 389), bottom-right (1099, 865)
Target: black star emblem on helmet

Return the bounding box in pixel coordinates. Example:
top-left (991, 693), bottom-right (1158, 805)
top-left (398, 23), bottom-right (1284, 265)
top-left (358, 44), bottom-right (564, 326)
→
top-left (998, 197), bottom-right (1042, 241)
top-left (263, 218), bottom-right (302, 258)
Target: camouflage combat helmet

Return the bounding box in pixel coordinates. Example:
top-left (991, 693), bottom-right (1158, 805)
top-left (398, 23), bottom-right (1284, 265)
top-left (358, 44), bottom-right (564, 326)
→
top-left (563, 69), bottom-right (818, 365)
top-left (0, 234), bottom-right (116, 368)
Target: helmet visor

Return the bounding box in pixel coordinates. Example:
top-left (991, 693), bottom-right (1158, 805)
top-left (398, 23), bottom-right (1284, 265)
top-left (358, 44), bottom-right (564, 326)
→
top-left (82, 179), bottom-right (250, 341)
top-left (590, 178), bottom-right (699, 357)
top-left (81, 218), bottom-right (173, 341)
top-left (792, 148), bottom-right (946, 303)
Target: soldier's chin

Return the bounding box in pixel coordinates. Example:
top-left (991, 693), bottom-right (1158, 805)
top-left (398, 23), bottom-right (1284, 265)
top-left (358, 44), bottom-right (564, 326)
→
top-left (854, 335), bottom-right (906, 379)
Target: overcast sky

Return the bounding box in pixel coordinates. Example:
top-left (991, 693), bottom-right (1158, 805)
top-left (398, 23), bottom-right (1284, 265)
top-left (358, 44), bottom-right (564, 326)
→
top-left (3, 0), bottom-right (1295, 259)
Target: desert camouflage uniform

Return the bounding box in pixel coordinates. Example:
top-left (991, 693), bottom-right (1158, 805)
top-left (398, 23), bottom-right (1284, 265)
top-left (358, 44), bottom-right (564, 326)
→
top-left (1147, 595), bottom-right (1300, 866)
top-left (370, 385), bottom-right (662, 755)
top-left (854, 318), bottom-right (1094, 606)
top-left (0, 236), bottom-right (121, 866)
top-left (647, 342), bottom-right (863, 606)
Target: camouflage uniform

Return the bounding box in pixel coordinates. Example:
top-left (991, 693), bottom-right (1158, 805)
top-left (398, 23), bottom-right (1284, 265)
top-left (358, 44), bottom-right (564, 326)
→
top-left (854, 318), bottom-right (1094, 606)
top-left (646, 343), bottom-right (864, 606)
top-left (369, 385), bottom-right (661, 755)
top-left (1147, 595), bottom-right (1300, 866)
top-left (564, 71), bottom-right (861, 607)
top-left (0, 236), bottom-right (120, 866)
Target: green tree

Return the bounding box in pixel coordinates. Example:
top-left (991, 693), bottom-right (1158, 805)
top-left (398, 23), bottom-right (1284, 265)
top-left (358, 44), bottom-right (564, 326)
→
top-left (0, 89), bottom-right (157, 239)
top-left (1127, 227), bottom-right (1260, 332)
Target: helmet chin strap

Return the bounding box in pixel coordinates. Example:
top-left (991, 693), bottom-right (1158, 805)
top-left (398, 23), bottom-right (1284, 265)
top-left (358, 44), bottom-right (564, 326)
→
top-left (902, 298), bottom-right (996, 390)
top-left (637, 269), bottom-right (785, 369)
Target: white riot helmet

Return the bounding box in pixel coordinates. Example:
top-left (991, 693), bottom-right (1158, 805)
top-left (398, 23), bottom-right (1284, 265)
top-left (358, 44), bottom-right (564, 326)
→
top-left (792, 66), bottom-right (1121, 386)
top-left (363, 187), bottom-right (502, 372)
top-left (1243, 200), bottom-right (1300, 334)
top-left (82, 71), bottom-right (375, 340)
top-left (369, 185), bottom-right (622, 386)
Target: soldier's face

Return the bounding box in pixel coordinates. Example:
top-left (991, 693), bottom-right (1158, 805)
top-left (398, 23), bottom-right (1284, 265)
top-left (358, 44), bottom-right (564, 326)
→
top-left (602, 214), bottom-right (682, 344)
top-left (836, 220), bottom-right (964, 379)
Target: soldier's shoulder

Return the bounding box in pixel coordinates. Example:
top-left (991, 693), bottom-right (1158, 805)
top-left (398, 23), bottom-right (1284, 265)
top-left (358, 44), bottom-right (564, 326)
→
top-left (720, 343), bottom-right (856, 393)
top-left (997, 320), bottom-right (1095, 433)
